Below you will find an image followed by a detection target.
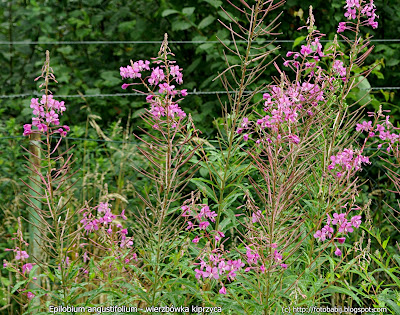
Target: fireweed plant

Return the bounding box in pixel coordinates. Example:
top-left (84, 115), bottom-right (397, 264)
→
top-left (4, 51), bottom-right (84, 311)
top-left (117, 34), bottom-right (205, 308)
top-left (4, 0), bottom-right (400, 314)
top-left (213, 0), bottom-right (395, 312)
top-left (177, 0), bottom-right (396, 313)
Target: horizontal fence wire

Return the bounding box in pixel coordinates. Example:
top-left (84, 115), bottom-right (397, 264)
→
top-left (1, 87), bottom-right (399, 99)
top-left (0, 135), bottom-right (391, 150)
top-left (1, 39), bottom-right (400, 45)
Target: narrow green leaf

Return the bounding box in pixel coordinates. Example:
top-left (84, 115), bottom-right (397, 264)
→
top-left (324, 286), bottom-right (362, 306)
top-left (190, 178), bottom-right (217, 202)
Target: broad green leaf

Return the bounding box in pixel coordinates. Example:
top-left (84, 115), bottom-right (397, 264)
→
top-left (161, 9), bottom-right (179, 17)
top-left (356, 75), bottom-right (371, 106)
top-left (198, 16), bottom-right (215, 29)
top-left (182, 7), bottom-right (195, 16)
top-left (202, 0), bottom-right (222, 8)
top-left (293, 36), bottom-right (306, 48)
top-left (172, 20), bottom-right (192, 31)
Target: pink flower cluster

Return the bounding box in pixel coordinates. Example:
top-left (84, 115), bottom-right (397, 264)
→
top-left (120, 60), bottom-right (150, 79)
top-left (120, 60), bottom-right (184, 89)
top-left (181, 204), bottom-right (223, 243)
top-left (119, 57), bottom-right (188, 128)
top-left (194, 253), bottom-right (245, 294)
top-left (314, 207), bottom-right (362, 256)
top-left (238, 80), bottom-right (327, 144)
top-left (342, 0), bottom-right (378, 29)
top-left (80, 203), bottom-right (133, 248)
top-left (332, 60), bottom-right (347, 81)
top-left (251, 210), bottom-right (263, 223)
top-left (245, 244), bottom-right (287, 271)
top-left (146, 94), bottom-right (186, 123)
top-left (285, 37), bottom-right (325, 67)
top-left (4, 238), bottom-right (36, 300)
top-left (23, 95), bottom-right (70, 137)
top-left (356, 116), bottom-right (399, 152)
top-left (328, 149), bottom-right (370, 177)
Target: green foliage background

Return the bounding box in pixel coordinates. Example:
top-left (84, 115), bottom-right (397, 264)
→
top-left (1, 0), bottom-right (399, 131)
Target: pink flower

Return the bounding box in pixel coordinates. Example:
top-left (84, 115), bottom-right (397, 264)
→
top-left (186, 221), bottom-right (194, 230)
top-left (194, 268), bottom-right (203, 279)
top-left (300, 45), bottom-right (312, 56)
top-left (37, 123), bottom-right (48, 133)
top-left (120, 238), bottom-right (133, 248)
top-left (344, 8), bottom-right (357, 20)
top-left (333, 60), bottom-right (347, 77)
top-left (314, 230), bottom-right (326, 242)
top-left (181, 205), bottom-right (191, 217)
top-left (26, 292), bottom-right (35, 300)
top-left (120, 65), bottom-right (140, 79)
top-left (23, 124), bottom-right (32, 136)
top-left (327, 214), bottom-right (332, 226)
top-left (273, 250), bottom-right (283, 262)
top-left (148, 67), bottom-right (165, 85)
top-left (350, 215), bottom-right (362, 228)
top-left (334, 247), bottom-right (342, 256)
top-left (280, 263), bottom-right (288, 269)
top-left (15, 250), bottom-right (29, 261)
top-left (336, 237), bottom-right (346, 244)
top-left (192, 236), bottom-right (200, 243)
top-left (288, 134), bottom-right (300, 144)
top-left (219, 286), bottom-right (227, 294)
top-left (120, 209), bottom-right (127, 220)
top-left (356, 120), bottom-right (373, 132)
top-left (170, 65), bottom-right (181, 77)
top-left (338, 221), bottom-right (353, 234)
top-left (181, 89), bottom-right (188, 96)
top-left (158, 83), bottom-right (175, 94)
top-left (246, 247), bottom-right (260, 264)
top-left (204, 266), bottom-right (219, 279)
top-left (337, 22), bottom-right (347, 33)
top-left (241, 117), bottom-right (249, 128)
top-left (332, 213), bottom-right (346, 226)
top-left (45, 110), bottom-right (59, 125)
top-left (121, 83), bottom-right (129, 89)
top-left (322, 225), bottom-right (334, 239)
top-left (22, 263), bottom-right (34, 274)
top-left (137, 60), bottom-right (150, 71)
top-left (83, 252), bottom-right (89, 263)
top-left (252, 210), bottom-right (262, 223)
top-left (243, 134), bottom-right (249, 141)
top-left (215, 231), bottom-right (225, 242)
top-left (199, 221), bottom-right (210, 230)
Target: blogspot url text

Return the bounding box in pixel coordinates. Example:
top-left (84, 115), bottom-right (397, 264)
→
top-left (282, 306), bottom-right (387, 313)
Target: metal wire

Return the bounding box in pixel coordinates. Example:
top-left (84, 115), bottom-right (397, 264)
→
top-left (0, 39), bottom-right (400, 45)
top-left (0, 87), bottom-right (399, 99)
